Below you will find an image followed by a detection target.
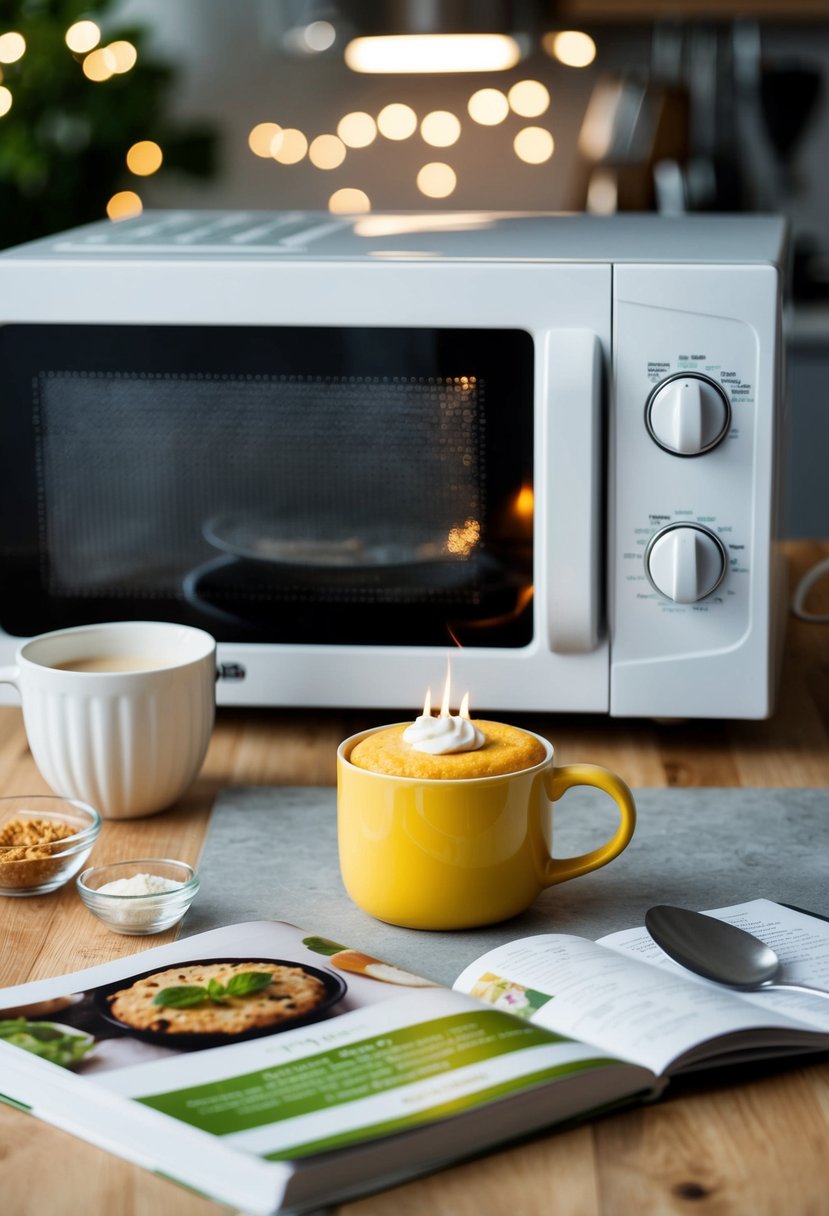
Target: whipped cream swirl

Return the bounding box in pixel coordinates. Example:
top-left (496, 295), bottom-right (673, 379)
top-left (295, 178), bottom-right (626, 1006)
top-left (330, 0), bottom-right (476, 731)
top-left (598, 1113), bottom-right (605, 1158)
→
top-left (402, 714), bottom-right (485, 755)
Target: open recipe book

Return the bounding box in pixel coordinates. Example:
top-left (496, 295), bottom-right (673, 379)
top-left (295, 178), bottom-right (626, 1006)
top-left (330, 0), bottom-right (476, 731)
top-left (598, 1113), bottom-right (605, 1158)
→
top-left (3, 898), bottom-right (829, 1215)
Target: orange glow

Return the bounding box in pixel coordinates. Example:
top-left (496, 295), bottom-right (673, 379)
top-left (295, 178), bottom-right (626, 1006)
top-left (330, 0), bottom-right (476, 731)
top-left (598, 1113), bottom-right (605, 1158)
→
top-left (126, 140), bottom-right (163, 176)
top-left (106, 191), bottom-right (142, 221)
top-left (514, 485), bottom-right (534, 519)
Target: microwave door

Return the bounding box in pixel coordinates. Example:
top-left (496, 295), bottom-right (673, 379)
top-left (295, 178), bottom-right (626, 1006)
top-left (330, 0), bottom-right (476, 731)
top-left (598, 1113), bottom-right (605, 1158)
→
top-left (0, 323), bottom-right (535, 651)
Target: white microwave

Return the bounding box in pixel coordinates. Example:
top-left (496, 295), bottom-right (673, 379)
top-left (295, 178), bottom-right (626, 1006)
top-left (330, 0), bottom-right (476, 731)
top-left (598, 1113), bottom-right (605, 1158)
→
top-left (0, 210), bottom-right (787, 718)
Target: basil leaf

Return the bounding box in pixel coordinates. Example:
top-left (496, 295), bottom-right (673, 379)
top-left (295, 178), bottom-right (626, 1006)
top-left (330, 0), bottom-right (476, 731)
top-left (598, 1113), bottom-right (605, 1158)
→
top-left (207, 978), bottom-right (227, 1001)
top-left (152, 985), bottom-right (209, 1009)
top-left (225, 971), bottom-right (274, 997)
top-left (302, 936), bottom-right (346, 957)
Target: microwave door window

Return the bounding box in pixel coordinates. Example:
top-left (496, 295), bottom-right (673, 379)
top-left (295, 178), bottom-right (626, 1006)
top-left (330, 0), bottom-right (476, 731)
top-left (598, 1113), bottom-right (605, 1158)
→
top-left (0, 324), bottom-right (534, 648)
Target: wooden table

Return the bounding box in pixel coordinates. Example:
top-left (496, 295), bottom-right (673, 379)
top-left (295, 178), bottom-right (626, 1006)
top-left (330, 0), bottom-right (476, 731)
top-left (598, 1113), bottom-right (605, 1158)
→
top-left (3, 540), bottom-right (829, 1216)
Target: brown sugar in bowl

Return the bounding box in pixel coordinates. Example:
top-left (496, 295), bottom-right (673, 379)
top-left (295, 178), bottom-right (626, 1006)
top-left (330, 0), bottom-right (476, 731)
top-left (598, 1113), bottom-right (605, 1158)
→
top-left (348, 720), bottom-right (548, 779)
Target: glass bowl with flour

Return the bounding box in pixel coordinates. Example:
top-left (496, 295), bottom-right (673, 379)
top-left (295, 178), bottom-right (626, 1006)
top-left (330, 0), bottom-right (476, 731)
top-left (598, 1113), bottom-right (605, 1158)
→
top-left (76, 859), bottom-right (199, 934)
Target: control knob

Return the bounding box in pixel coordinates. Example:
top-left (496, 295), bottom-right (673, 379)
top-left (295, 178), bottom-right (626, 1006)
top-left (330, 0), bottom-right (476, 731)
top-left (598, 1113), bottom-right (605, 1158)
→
top-left (646, 373), bottom-right (731, 456)
top-left (645, 524), bottom-right (727, 604)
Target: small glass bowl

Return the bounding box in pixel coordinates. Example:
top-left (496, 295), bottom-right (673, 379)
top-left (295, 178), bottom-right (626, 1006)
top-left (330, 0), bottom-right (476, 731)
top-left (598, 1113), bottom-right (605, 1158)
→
top-left (76, 858), bottom-right (199, 935)
top-left (0, 796), bottom-right (101, 897)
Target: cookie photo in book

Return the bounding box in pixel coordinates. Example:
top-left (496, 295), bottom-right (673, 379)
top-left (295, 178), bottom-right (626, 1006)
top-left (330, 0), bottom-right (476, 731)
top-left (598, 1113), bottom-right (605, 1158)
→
top-left (95, 957), bottom-right (347, 1050)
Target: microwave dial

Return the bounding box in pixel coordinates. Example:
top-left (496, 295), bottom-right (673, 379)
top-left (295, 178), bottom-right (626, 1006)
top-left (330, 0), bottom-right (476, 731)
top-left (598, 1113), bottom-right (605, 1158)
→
top-left (645, 524), bottom-right (727, 603)
top-left (645, 373), bottom-right (731, 456)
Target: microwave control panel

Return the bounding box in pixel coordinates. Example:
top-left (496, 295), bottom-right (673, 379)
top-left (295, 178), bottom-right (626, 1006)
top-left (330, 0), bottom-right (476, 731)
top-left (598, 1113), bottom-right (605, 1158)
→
top-left (610, 263), bottom-right (783, 719)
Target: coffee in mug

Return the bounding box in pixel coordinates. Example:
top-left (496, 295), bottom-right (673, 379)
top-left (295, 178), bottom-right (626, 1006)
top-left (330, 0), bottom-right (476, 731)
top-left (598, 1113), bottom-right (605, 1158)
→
top-left (0, 622), bottom-right (216, 819)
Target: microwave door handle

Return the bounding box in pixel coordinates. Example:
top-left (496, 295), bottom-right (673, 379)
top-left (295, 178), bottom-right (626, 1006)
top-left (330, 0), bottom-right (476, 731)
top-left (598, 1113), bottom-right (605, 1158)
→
top-left (545, 330), bottom-right (602, 653)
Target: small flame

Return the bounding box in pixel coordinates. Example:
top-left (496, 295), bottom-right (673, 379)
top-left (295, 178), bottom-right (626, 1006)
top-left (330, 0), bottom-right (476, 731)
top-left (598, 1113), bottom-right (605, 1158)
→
top-left (440, 665), bottom-right (452, 717)
top-left (420, 663), bottom-right (472, 719)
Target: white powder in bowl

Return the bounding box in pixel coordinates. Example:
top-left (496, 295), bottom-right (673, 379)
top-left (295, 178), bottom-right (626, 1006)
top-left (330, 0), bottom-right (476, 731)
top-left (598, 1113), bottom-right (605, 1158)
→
top-left (97, 873), bottom-right (181, 897)
top-left (92, 872), bottom-right (187, 930)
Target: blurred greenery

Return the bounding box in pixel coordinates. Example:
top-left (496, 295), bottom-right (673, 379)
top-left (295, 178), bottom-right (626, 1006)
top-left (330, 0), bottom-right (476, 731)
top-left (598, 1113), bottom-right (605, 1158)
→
top-left (0, 0), bottom-right (215, 248)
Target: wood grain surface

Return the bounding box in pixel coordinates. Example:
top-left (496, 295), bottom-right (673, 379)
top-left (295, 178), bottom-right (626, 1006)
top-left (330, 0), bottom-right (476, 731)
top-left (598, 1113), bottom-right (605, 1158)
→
top-left (2, 541), bottom-right (829, 1216)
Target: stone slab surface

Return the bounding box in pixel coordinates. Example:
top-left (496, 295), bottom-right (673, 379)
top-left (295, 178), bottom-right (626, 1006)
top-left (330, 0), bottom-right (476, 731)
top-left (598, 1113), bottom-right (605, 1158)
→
top-left (183, 786), bottom-right (829, 987)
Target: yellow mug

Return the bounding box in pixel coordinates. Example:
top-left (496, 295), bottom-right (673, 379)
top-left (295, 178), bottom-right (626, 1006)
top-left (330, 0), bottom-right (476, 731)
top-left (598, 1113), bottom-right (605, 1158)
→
top-left (337, 725), bottom-right (636, 930)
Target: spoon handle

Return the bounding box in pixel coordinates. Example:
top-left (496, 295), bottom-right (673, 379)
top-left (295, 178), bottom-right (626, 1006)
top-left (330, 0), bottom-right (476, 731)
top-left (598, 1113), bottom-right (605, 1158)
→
top-left (772, 981), bottom-right (829, 1001)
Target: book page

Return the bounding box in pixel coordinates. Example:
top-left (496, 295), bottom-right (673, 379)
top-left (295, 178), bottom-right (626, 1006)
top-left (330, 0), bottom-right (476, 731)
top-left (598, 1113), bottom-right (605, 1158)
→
top-left (0, 920), bottom-right (644, 1172)
top-left (598, 898), bottom-right (829, 1031)
top-left (453, 928), bottom-right (827, 1077)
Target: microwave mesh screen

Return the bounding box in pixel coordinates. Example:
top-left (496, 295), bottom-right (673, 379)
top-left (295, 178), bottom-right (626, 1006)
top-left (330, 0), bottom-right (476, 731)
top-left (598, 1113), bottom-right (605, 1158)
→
top-left (35, 371), bottom-right (487, 605)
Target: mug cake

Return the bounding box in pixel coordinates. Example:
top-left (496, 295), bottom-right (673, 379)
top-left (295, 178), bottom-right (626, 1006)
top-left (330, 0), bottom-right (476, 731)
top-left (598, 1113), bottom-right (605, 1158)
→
top-left (349, 717), bottom-right (547, 779)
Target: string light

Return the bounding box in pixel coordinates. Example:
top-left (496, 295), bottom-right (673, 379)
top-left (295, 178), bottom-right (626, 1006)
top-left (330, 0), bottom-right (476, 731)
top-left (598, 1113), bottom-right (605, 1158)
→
top-left (513, 127), bottom-right (554, 164)
top-left (420, 111), bottom-right (461, 147)
top-left (309, 133), bottom-right (346, 169)
top-left (106, 191), bottom-right (142, 221)
top-left (508, 80), bottom-right (550, 118)
top-left (337, 111), bottom-right (376, 148)
top-left (126, 140), bottom-right (163, 176)
top-left (0, 86), bottom-right (12, 117)
top-left (377, 103), bottom-right (417, 140)
top-left (416, 162), bottom-right (457, 199)
top-left (467, 89), bottom-right (509, 126)
top-left (65, 21), bottom-right (100, 54)
top-left (328, 187), bottom-right (371, 213)
top-left (0, 32), bottom-right (26, 64)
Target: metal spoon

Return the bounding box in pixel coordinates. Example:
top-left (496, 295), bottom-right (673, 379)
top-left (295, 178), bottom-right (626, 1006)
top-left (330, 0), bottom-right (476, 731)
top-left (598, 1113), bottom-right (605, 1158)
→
top-left (645, 905), bottom-right (829, 1000)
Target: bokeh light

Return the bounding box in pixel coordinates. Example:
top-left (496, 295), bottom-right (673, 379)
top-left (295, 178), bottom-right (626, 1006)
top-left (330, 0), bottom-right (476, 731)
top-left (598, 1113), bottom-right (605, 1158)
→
top-left (248, 122), bottom-right (282, 157)
top-left (107, 191), bottom-right (143, 221)
top-left (508, 80), bottom-right (550, 118)
top-left (272, 128), bottom-right (308, 164)
top-left (309, 133), bottom-right (346, 169)
top-left (82, 47), bottom-right (115, 81)
top-left (107, 41), bottom-right (138, 73)
top-left (328, 188), bottom-right (371, 213)
top-left (0, 86), bottom-right (12, 117)
top-left (545, 30), bottom-right (597, 68)
top-left (304, 21), bottom-right (336, 51)
top-left (0, 32), bottom-right (26, 64)
top-left (377, 103), bottom-right (417, 140)
top-left (337, 111), bottom-right (377, 148)
top-left (126, 140), bottom-right (163, 176)
top-left (514, 127), bottom-right (555, 164)
top-left (65, 21), bottom-right (100, 54)
top-left (420, 110), bottom-right (461, 147)
top-left (467, 88), bottom-right (509, 126)
top-left (416, 162), bottom-right (457, 199)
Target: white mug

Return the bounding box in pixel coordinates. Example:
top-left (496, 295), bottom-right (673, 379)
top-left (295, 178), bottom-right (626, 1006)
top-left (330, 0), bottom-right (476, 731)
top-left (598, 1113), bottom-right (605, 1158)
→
top-left (0, 622), bottom-right (216, 819)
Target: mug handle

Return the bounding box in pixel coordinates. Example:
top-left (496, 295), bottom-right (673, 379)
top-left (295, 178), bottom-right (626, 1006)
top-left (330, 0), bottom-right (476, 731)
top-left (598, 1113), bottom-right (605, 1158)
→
top-left (541, 763), bottom-right (636, 886)
top-left (0, 666), bottom-right (20, 690)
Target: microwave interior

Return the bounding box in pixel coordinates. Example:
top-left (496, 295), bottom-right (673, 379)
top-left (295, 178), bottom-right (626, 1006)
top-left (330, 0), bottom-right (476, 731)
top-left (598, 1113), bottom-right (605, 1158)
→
top-left (0, 323), bottom-right (535, 648)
